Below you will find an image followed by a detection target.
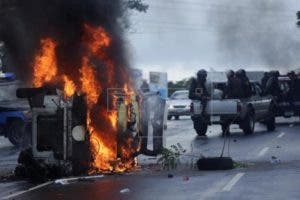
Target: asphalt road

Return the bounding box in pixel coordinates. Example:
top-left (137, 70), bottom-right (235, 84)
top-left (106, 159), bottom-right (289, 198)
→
top-left (1, 116), bottom-right (300, 200)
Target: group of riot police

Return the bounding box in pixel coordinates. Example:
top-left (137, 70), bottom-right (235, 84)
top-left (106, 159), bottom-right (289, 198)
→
top-left (188, 69), bottom-right (300, 137)
top-left (261, 70), bottom-right (300, 101)
top-left (188, 69), bottom-right (254, 110)
top-left (189, 69), bottom-right (300, 104)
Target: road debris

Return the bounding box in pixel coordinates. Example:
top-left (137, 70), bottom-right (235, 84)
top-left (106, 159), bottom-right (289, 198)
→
top-left (183, 176), bottom-right (189, 181)
top-left (234, 162), bottom-right (248, 169)
top-left (120, 188), bottom-right (131, 194)
top-left (54, 175), bottom-right (104, 185)
top-left (168, 174), bottom-right (174, 178)
top-left (270, 156), bottom-right (281, 164)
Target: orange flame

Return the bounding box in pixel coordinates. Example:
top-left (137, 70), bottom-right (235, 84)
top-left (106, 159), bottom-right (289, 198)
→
top-left (33, 38), bottom-right (58, 87)
top-left (108, 111), bottom-right (118, 131)
top-left (79, 57), bottom-right (101, 107)
top-left (62, 75), bottom-right (76, 97)
top-left (31, 24), bottom-right (139, 173)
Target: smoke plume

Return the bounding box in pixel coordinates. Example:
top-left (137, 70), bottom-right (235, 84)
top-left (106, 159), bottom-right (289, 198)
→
top-left (0, 0), bottom-right (130, 82)
top-left (209, 0), bottom-right (300, 69)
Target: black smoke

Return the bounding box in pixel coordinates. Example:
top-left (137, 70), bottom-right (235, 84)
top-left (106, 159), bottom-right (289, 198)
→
top-left (0, 0), bottom-right (130, 82)
top-left (209, 0), bottom-right (300, 70)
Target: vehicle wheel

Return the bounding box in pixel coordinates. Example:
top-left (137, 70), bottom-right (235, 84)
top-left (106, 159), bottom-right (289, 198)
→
top-left (174, 115), bottom-right (180, 120)
top-left (167, 115), bottom-right (172, 120)
top-left (193, 118), bottom-right (208, 136)
top-left (241, 113), bottom-right (255, 135)
top-left (7, 119), bottom-right (25, 147)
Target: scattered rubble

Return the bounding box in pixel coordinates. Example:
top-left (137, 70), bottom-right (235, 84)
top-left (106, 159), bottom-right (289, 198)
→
top-left (167, 174), bottom-right (174, 178)
top-left (270, 156), bottom-right (281, 165)
top-left (120, 188), bottom-right (131, 194)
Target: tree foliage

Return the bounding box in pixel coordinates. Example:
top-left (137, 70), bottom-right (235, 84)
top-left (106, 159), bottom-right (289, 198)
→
top-left (168, 77), bottom-right (193, 97)
top-left (126, 0), bottom-right (149, 12)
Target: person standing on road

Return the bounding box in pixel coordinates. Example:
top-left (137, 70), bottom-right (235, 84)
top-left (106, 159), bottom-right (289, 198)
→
top-left (261, 72), bottom-right (270, 93)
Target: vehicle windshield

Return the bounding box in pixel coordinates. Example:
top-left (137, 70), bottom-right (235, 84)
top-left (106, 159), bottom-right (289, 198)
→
top-left (170, 91), bottom-right (188, 100)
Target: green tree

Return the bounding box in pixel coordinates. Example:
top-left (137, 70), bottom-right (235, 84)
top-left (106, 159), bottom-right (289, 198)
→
top-left (168, 77), bottom-right (194, 97)
top-left (127, 0), bottom-right (149, 12)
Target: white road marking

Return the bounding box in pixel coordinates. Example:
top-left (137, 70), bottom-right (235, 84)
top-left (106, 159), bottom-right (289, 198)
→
top-left (196, 177), bottom-right (230, 199)
top-left (2, 175), bottom-right (105, 199)
top-left (222, 173), bottom-right (245, 192)
top-left (2, 181), bottom-right (53, 200)
top-left (277, 132), bottom-right (285, 138)
top-left (55, 175), bottom-right (104, 185)
top-left (257, 147), bottom-right (269, 157)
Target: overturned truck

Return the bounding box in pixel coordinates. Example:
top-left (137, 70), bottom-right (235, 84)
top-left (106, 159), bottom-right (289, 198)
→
top-left (15, 87), bottom-right (166, 182)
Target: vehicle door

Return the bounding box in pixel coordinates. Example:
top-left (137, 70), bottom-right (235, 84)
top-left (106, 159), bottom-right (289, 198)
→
top-left (244, 83), bottom-right (260, 119)
top-left (254, 83), bottom-right (272, 119)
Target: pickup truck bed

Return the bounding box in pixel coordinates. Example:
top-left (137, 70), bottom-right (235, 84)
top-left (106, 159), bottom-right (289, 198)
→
top-left (190, 82), bottom-right (276, 136)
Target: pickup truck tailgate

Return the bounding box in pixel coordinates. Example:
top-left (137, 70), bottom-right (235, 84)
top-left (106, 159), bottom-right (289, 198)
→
top-left (192, 100), bottom-right (239, 115)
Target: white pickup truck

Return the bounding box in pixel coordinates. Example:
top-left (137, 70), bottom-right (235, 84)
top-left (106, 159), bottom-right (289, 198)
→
top-left (190, 82), bottom-right (276, 136)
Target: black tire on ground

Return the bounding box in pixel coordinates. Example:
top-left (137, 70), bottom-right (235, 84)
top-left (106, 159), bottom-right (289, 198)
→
top-left (241, 113), bottom-right (255, 135)
top-left (174, 115), bottom-right (180, 120)
top-left (167, 115), bottom-right (172, 120)
top-left (7, 118), bottom-right (25, 147)
top-left (197, 157), bottom-right (234, 170)
top-left (193, 118), bottom-right (208, 136)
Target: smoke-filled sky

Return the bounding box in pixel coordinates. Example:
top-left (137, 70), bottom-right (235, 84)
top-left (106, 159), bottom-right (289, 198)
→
top-left (127, 0), bottom-right (300, 81)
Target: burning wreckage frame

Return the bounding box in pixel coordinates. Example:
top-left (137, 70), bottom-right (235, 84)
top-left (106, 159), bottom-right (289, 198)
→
top-left (15, 86), bottom-right (166, 182)
top-left (0, 0), bottom-right (158, 181)
top-left (10, 20), bottom-right (166, 182)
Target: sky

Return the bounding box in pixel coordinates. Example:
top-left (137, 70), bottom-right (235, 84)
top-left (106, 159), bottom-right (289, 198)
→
top-left (126, 0), bottom-right (300, 81)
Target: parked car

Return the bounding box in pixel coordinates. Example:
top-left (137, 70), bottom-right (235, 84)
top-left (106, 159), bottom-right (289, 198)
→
top-left (0, 73), bottom-right (30, 147)
top-left (190, 82), bottom-right (276, 136)
top-left (167, 90), bottom-right (191, 120)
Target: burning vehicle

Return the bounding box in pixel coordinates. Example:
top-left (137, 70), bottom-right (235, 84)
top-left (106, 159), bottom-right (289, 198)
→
top-left (0, 0), bottom-right (164, 181)
top-left (14, 33), bottom-right (166, 181)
